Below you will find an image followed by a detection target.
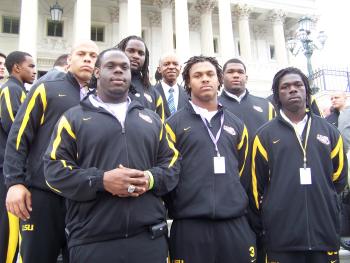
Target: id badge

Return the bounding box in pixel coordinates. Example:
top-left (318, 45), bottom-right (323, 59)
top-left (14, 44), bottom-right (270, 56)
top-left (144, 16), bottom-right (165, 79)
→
top-left (214, 156), bottom-right (226, 174)
top-left (300, 168), bottom-right (312, 185)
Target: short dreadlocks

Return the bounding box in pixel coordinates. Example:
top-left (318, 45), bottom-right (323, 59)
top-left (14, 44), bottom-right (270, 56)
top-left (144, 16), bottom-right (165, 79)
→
top-left (182, 55), bottom-right (223, 95)
top-left (271, 67), bottom-right (311, 110)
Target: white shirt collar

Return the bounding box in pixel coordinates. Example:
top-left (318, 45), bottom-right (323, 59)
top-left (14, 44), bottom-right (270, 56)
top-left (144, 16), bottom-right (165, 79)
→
top-left (190, 101), bottom-right (218, 122)
top-left (280, 110), bottom-right (308, 138)
top-left (89, 94), bottom-right (131, 126)
top-left (223, 89), bottom-right (246, 103)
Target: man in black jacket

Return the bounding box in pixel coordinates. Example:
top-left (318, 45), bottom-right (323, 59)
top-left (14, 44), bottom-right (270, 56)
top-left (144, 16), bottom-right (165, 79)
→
top-left (116, 35), bottom-right (165, 121)
top-left (44, 48), bottom-right (180, 263)
top-left (4, 40), bottom-right (99, 263)
top-left (166, 55), bottom-right (256, 263)
top-left (251, 67), bottom-right (347, 263)
top-left (154, 53), bottom-right (188, 119)
top-left (0, 51), bottom-right (36, 263)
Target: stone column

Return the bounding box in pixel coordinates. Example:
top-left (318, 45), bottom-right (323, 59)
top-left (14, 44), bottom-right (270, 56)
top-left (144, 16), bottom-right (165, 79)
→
top-left (234, 4), bottom-right (252, 61)
top-left (110, 7), bottom-right (119, 45)
top-left (73, 0), bottom-right (91, 44)
top-left (118, 0), bottom-right (128, 40)
top-left (269, 9), bottom-right (288, 66)
top-left (155, 0), bottom-right (174, 53)
top-left (218, 0), bottom-right (235, 61)
top-left (148, 11), bottom-right (161, 81)
top-left (18, 0), bottom-right (38, 60)
top-left (128, 0), bottom-right (141, 36)
top-left (174, 0), bottom-right (190, 63)
top-left (195, 0), bottom-right (215, 56)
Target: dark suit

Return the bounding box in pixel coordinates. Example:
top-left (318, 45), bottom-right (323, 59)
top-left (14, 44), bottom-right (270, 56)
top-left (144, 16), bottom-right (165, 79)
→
top-left (154, 82), bottom-right (188, 119)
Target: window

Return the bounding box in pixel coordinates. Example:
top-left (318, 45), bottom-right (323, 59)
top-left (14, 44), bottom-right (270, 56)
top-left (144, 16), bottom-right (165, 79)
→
top-left (173, 34), bottom-right (176, 49)
top-left (91, 26), bottom-right (104, 42)
top-left (269, 44), bottom-right (276, 60)
top-left (213, 38), bottom-right (219, 53)
top-left (47, 20), bottom-right (63, 37)
top-left (141, 29), bottom-right (146, 40)
top-left (2, 16), bottom-right (19, 34)
top-left (237, 41), bottom-right (241, 56)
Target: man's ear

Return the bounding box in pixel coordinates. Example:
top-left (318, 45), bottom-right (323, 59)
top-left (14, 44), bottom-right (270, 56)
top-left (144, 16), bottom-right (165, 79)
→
top-left (94, 67), bottom-right (100, 79)
top-left (14, 63), bottom-right (21, 73)
top-left (157, 66), bottom-right (161, 73)
top-left (246, 75), bottom-right (248, 82)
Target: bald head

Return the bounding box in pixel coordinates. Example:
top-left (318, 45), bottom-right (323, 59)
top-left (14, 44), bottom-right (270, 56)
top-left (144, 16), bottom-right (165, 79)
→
top-left (331, 91), bottom-right (347, 111)
top-left (158, 53), bottom-right (181, 86)
top-left (68, 40), bottom-right (99, 85)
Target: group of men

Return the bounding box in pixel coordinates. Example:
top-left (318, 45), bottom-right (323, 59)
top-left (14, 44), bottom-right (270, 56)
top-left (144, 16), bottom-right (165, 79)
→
top-left (0, 35), bottom-right (347, 263)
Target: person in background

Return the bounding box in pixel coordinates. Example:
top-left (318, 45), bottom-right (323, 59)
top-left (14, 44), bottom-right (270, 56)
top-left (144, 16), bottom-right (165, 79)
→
top-left (154, 53), bottom-right (188, 119)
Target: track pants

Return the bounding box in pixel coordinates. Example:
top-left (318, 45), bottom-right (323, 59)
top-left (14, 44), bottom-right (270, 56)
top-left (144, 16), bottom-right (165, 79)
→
top-left (19, 188), bottom-right (68, 263)
top-left (69, 231), bottom-right (168, 263)
top-left (266, 250), bottom-right (340, 263)
top-left (169, 216), bottom-right (257, 263)
top-left (0, 169), bottom-right (18, 263)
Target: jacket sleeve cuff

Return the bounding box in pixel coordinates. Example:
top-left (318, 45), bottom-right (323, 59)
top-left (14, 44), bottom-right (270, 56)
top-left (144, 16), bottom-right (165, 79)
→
top-left (88, 169), bottom-right (105, 192)
top-left (5, 177), bottom-right (27, 189)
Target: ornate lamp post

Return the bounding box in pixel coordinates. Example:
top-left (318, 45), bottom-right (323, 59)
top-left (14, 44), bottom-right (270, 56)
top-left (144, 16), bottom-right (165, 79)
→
top-left (287, 16), bottom-right (327, 94)
top-left (50, 1), bottom-right (63, 22)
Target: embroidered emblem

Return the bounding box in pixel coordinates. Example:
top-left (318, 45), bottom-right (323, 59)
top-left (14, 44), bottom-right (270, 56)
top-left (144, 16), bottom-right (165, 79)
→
top-left (139, 112), bottom-right (152, 123)
top-left (253, 105), bottom-right (263, 112)
top-left (183, 127), bottom-right (191, 131)
top-left (223, 125), bottom-right (236, 136)
top-left (135, 93), bottom-right (141, 97)
top-left (144, 93), bottom-right (153, 103)
top-left (317, 134), bottom-right (330, 145)
top-left (272, 139), bottom-right (280, 144)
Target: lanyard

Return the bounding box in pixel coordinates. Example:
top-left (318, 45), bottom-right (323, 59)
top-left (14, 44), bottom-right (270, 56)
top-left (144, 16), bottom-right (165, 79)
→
top-left (199, 113), bottom-right (224, 157)
top-left (292, 118), bottom-right (311, 168)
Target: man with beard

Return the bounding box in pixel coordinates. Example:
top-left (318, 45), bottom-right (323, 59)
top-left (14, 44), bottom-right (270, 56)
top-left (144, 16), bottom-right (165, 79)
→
top-left (116, 35), bottom-right (165, 121)
top-left (44, 48), bottom-right (179, 263)
top-left (154, 53), bottom-right (188, 119)
top-left (251, 67), bottom-right (347, 263)
top-left (0, 50), bottom-right (36, 263)
top-left (4, 40), bottom-right (99, 263)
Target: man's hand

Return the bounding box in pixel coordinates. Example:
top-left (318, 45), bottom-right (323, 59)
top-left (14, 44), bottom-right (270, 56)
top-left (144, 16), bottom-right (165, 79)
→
top-left (6, 184), bottom-right (32, 221)
top-left (103, 165), bottom-right (149, 197)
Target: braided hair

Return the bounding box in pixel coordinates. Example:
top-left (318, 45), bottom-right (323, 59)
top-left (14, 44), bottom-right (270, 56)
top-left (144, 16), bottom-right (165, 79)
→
top-left (271, 67), bottom-right (311, 110)
top-left (115, 35), bottom-right (151, 89)
top-left (182, 55), bottom-right (223, 95)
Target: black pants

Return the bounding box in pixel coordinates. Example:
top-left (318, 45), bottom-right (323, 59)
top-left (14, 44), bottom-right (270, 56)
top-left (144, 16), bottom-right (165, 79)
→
top-left (169, 216), bottom-right (257, 263)
top-left (19, 188), bottom-right (68, 263)
top-left (0, 169), bottom-right (18, 263)
top-left (266, 250), bottom-right (340, 263)
top-left (69, 231), bottom-right (168, 263)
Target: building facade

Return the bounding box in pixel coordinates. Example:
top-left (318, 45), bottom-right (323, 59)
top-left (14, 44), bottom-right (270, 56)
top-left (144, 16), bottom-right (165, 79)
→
top-left (0, 0), bottom-right (318, 95)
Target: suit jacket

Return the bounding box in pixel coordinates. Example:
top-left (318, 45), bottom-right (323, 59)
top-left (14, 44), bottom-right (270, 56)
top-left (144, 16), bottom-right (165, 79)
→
top-left (339, 107), bottom-right (350, 153)
top-left (154, 82), bottom-right (188, 119)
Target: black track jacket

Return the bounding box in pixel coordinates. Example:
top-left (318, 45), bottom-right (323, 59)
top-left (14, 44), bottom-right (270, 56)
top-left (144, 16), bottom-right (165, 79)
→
top-left (0, 76), bottom-right (27, 168)
top-left (251, 112), bottom-right (347, 251)
top-left (44, 97), bottom-right (180, 247)
top-left (131, 72), bottom-right (165, 122)
top-left (4, 72), bottom-right (80, 190)
top-left (165, 102), bottom-right (249, 220)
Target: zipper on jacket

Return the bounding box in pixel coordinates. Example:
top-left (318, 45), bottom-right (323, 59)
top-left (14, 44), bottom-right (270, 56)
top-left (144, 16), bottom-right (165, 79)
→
top-left (123, 114), bottom-right (130, 238)
top-left (304, 189), bottom-right (312, 250)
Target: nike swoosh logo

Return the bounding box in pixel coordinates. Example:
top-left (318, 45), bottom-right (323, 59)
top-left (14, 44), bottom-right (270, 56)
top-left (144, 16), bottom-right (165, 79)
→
top-left (272, 139), bottom-right (280, 144)
top-left (58, 94), bottom-right (67, 97)
top-left (183, 127), bottom-right (191, 131)
top-left (251, 259), bottom-right (256, 263)
top-left (82, 117), bottom-right (91, 121)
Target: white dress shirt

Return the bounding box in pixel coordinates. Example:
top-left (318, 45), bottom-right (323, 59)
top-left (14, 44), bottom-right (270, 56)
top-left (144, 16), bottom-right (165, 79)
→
top-left (162, 80), bottom-right (179, 110)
